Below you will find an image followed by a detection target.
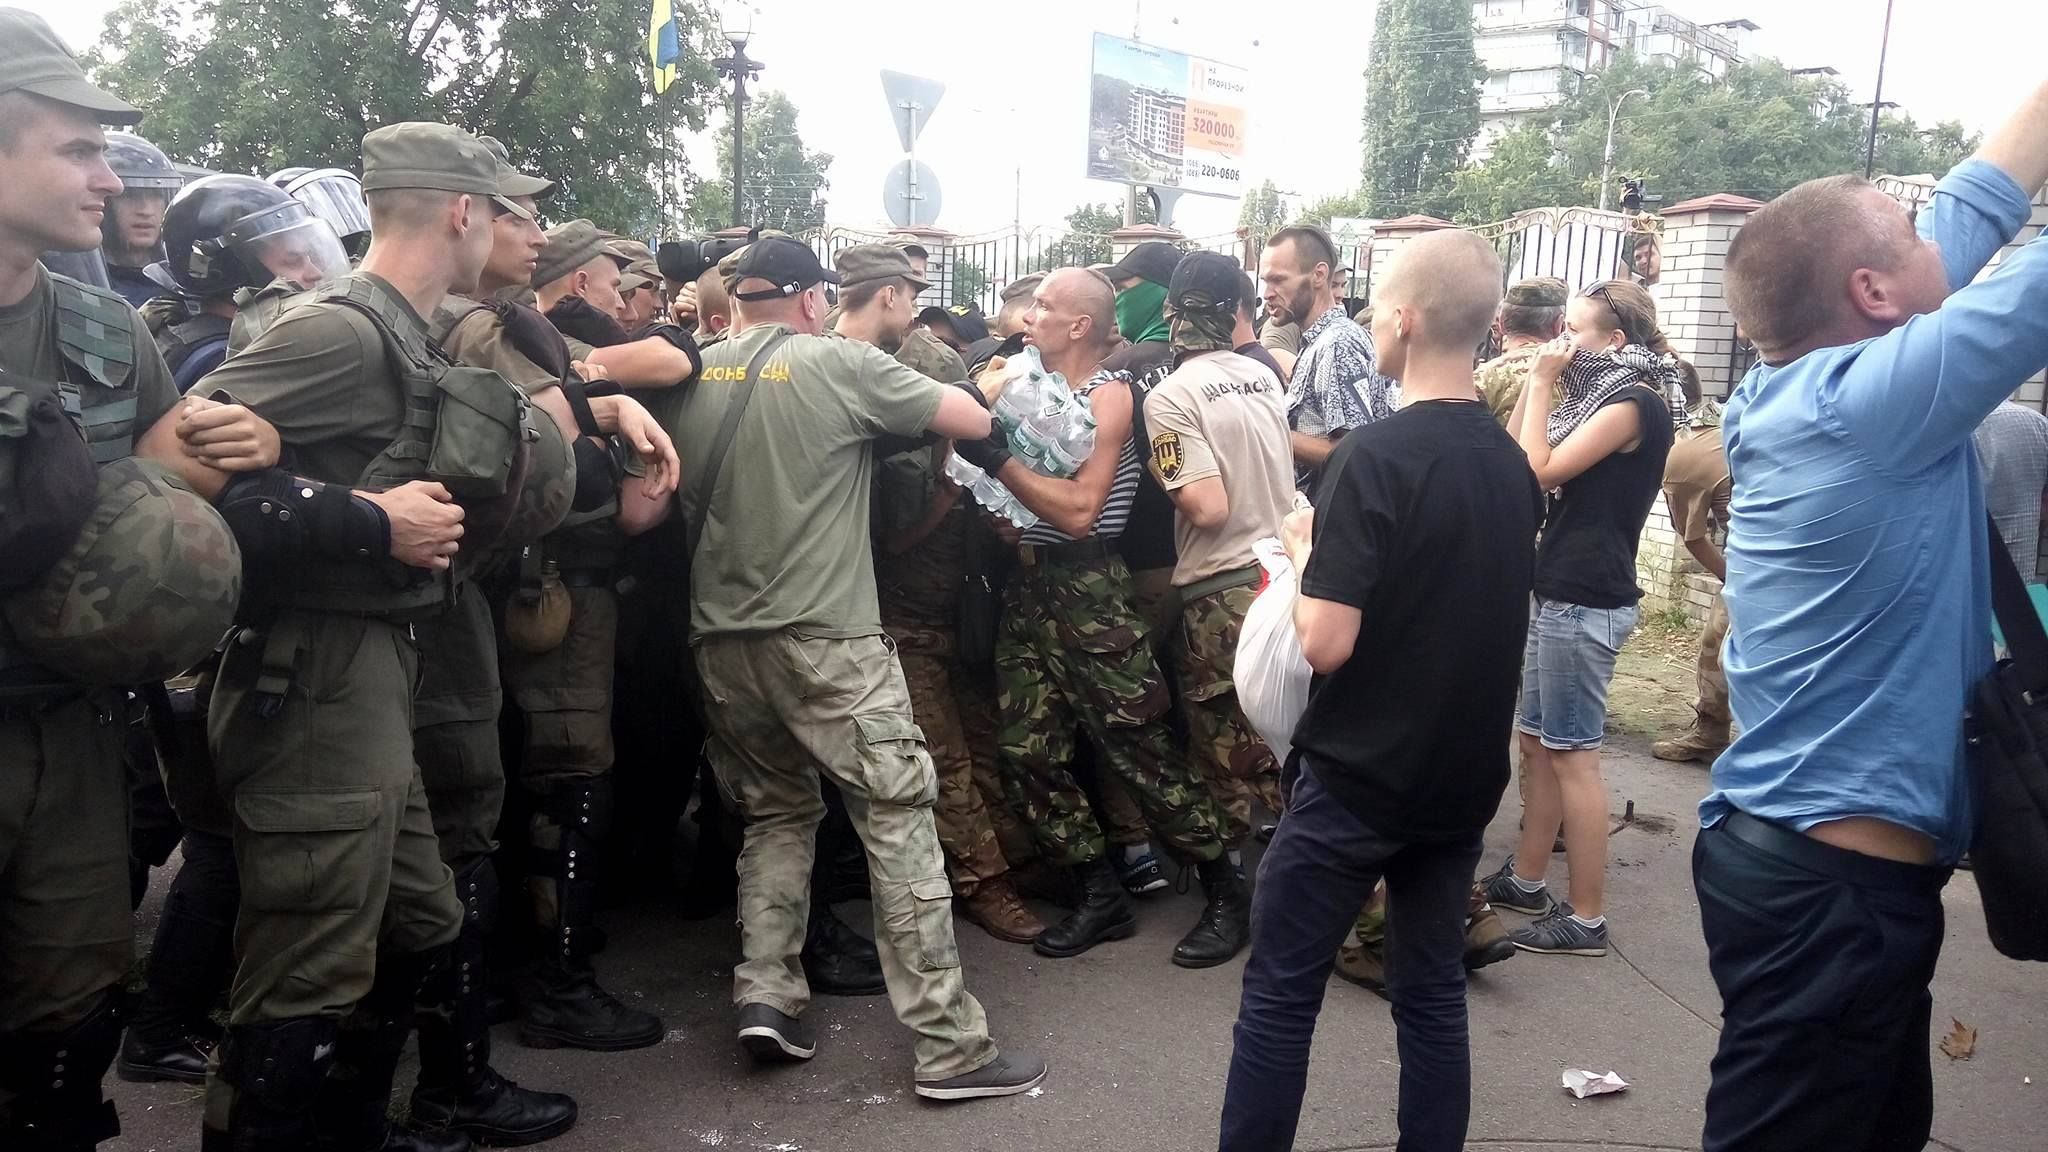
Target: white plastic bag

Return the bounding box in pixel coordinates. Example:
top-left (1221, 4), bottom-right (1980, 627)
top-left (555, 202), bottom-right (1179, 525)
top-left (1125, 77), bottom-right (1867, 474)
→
top-left (1234, 536), bottom-right (1312, 764)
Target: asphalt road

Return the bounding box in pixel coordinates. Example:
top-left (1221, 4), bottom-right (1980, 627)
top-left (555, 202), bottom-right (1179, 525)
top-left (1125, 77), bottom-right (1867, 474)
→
top-left (107, 732), bottom-right (2048, 1152)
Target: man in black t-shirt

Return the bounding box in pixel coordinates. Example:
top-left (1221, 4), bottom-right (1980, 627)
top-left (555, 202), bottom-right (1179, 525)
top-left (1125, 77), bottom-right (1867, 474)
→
top-left (1217, 232), bottom-right (1542, 1152)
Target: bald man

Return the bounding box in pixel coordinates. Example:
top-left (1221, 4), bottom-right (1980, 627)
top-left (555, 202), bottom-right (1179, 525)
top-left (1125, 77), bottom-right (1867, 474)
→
top-left (1218, 231), bottom-right (1542, 1152)
top-left (952, 268), bottom-right (1244, 967)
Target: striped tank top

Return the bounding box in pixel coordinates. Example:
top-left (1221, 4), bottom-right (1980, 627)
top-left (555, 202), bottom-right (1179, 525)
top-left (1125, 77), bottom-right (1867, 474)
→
top-left (1021, 369), bottom-right (1144, 545)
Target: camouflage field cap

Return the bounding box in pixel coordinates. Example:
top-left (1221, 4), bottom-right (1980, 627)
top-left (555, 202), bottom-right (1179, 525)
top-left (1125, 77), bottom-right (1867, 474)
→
top-left (5, 457), bottom-right (240, 685)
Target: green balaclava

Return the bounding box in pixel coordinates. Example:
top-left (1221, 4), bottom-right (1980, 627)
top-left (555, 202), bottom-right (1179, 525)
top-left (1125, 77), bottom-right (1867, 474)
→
top-left (1115, 279), bottom-right (1171, 345)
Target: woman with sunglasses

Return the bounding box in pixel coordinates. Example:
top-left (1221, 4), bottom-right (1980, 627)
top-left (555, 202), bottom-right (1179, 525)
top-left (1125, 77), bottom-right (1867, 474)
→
top-left (1480, 279), bottom-right (1681, 957)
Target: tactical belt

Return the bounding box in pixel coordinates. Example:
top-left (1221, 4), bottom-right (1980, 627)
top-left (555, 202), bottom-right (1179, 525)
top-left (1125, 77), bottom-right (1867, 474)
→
top-left (1179, 563), bottom-right (1263, 604)
top-left (1016, 538), bottom-right (1113, 568)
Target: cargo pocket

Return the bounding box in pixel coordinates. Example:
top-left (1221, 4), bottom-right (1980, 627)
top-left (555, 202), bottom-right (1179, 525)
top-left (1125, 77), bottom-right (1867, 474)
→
top-left (235, 789), bottom-right (381, 914)
top-left (910, 876), bottom-right (961, 970)
top-left (855, 712), bottom-right (936, 807)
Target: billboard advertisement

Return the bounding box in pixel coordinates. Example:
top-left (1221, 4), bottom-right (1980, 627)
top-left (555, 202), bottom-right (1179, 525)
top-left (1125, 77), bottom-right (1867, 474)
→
top-left (1086, 32), bottom-right (1249, 199)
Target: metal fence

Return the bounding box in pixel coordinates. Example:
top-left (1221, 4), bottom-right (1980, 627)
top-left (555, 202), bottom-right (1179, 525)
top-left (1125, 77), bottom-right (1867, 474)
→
top-left (1468, 206), bottom-right (1657, 294)
top-left (798, 225), bottom-right (1251, 315)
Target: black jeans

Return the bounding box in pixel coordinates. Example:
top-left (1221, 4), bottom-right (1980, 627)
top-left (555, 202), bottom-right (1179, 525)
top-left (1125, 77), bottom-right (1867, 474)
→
top-left (1696, 811), bottom-right (1950, 1152)
top-left (1218, 761), bottom-right (1480, 1152)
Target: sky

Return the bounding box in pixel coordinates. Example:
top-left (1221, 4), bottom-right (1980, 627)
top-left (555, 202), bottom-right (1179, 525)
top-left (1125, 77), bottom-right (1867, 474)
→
top-left (38, 0), bottom-right (2044, 237)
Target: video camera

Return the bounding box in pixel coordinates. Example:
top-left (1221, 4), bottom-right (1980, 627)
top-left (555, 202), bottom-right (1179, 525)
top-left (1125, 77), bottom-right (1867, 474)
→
top-left (655, 233), bottom-right (754, 286)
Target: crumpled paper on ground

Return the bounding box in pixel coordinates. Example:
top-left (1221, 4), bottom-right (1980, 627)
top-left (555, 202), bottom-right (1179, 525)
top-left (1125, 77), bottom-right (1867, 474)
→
top-left (1562, 1069), bottom-right (1630, 1099)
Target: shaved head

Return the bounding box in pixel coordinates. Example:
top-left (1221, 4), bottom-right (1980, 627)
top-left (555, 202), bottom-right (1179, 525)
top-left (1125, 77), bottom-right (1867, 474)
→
top-left (1047, 267), bottom-right (1116, 342)
top-left (1727, 175), bottom-right (1943, 364)
top-left (1376, 230), bottom-right (1503, 354)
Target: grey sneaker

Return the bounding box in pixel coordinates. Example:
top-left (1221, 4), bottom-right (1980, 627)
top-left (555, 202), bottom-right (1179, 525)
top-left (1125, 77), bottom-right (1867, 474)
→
top-left (736, 1003), bottom-right (816, 1062)
top-left (1509, 904), bottom-right (1609, 957)
top-left (914, 1050), bottom-right (1048, 1101)
top-left (1478, 856), bottom-right (1556, 916)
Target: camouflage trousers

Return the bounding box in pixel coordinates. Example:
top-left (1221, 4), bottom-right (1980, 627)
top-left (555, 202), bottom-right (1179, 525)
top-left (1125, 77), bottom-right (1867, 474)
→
top-left (1695, 593), bottom-right (1730, 729)
top-left (1092, 568), bottom-right (1186, 850)
top-left (889, 625), bottom-right (1011, 897)
top-left (695, 628), bottom-right (998, 1082)
top-left (0, 690), bottom-right (131, 1036)
top-left (995, 552), bottom-right (1224, 868)
top-left (1175, 582), bottom-right (1282, 847)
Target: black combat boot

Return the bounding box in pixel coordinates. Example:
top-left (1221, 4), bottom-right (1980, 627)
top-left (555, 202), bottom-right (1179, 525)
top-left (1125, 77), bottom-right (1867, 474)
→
top-left (120, 830), bottom-right (237, 1084)
top-left (520, 782), bottom-right (662, 1052)
top-left (414, 859), bottom-right (577, 1146)
top-left (800, 902), bottom-right (887, 996)
top-left (1033, 858), bottom-right (1138, 958)
top-left (1172, 856), bottom-right (1251, 969)
top-left (315, 948), bottom-right (470, 1152)
top-left (0, 991), bottom-right (124, 1151)
top-left (212, 1016), bottom-right (339, 1152)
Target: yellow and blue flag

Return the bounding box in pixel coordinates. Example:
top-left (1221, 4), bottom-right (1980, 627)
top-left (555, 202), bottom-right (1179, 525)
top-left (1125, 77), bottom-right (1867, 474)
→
top-left (647, 0), bottom-right (681, 94)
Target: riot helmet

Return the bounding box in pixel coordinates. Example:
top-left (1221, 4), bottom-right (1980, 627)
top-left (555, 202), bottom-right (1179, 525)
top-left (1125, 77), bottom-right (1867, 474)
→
top-left (157, 175), bottom-right (350, 300)
top-left (100, 133), bottom-right (183, 265)
top-left (269, 167), bottom-right (371, 258)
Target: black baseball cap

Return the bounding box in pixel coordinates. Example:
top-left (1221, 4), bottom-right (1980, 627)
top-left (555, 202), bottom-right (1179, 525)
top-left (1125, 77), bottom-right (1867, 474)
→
top-left (1167, 251), bottom-right (1245, 315)
top-left (731, 235), bottom-right (838, 302)
top-left (1104, 241), bottom-right (1183, 287)
top-left (918, 303), bottom-right (990, 345)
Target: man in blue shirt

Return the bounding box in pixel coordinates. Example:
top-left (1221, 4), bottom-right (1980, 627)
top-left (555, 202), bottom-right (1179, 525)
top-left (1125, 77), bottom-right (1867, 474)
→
top-left (1705, 80), bottom-right (2048, 1152)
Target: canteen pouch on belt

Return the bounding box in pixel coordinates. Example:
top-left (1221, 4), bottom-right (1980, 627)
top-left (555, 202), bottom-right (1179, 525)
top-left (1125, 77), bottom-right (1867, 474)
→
top-left (502, 545), bottom-right (572, 654)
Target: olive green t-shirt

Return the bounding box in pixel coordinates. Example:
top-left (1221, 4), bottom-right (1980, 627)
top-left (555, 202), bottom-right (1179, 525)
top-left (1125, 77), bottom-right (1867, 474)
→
top-left (199, 272), bottom-right (415, 487)
top-left (0, 265), bottom-right (178, 444)
top-left (644, 323), bottom-right (944, 638)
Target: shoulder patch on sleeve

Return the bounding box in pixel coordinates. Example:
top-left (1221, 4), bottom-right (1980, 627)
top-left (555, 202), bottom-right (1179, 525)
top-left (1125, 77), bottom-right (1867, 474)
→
top-left (1151, 429), bottom-right (1183, 482)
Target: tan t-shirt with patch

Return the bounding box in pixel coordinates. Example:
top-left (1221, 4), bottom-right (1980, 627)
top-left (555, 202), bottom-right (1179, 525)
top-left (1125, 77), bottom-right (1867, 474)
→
top-left (1143, 350), bottom-right (1293, 586)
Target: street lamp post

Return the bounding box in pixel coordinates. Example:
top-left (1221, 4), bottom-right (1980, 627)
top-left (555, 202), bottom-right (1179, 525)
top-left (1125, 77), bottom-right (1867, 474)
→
top-left (1864, 0), bottom-right (1897, 178)
top-left (1599, 88), bottom-right (1649, 212)
top-left (713, 6), bottom-right (762, 229)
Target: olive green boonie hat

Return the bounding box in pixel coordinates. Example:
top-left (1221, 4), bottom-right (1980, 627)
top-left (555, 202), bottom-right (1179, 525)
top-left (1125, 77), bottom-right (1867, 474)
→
top-left (833, 244), bottom-right (929, 292)
top-left (532, 219), bottom-right (607, 289)
top-left (360, 122), bottom-right (521, 215)
top-left (0, 8), bottom-right (140, 124)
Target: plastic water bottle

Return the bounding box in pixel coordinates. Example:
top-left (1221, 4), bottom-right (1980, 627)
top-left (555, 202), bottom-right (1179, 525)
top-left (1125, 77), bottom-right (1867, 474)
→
top-left (944, 453), bottom-right (1038, 529)
top-left (989, 346), bottom-right (1095, 479)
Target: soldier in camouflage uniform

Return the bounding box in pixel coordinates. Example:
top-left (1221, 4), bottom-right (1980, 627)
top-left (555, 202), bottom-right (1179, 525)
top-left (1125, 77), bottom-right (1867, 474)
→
top-left (837, 244), bottom-right (1044, 945)
top-left (195, 122), bottom-right (680, 1152)
top-left (0, 16), bottom-right (280, 1146)
top-left (952, 268), bottom-right (1248, 968)
top-left (1137, 253), bottom-right (1291, 850)
top-left (1475, 277), bottom-right (1567, 426)
top-left (427, 166), bottom-right (673, 1066)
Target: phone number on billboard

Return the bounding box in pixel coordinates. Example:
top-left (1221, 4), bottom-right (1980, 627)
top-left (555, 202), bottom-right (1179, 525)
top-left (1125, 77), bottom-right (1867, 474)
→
top-left (1190, 164), bottom-right (1240, 182)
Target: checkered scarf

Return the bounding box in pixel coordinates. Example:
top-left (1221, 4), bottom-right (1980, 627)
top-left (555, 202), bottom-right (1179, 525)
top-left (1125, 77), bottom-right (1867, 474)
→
top-left (1545, 345), bottom-right (1687, 447)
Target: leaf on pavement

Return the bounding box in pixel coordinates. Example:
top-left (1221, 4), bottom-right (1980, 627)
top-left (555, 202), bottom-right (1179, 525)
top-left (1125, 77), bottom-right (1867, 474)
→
top-left (1939, 1018), bottom-right (1977, 1061)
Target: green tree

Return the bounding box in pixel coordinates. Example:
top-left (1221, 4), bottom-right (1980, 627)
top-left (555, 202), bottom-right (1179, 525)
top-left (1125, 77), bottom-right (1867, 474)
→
top-left (1034, 200), bottom-right (1155, 271)
top-left (1237, 179), bottom-right (1290, 239)
top-left (1297, 190), bottom-right (1367, 227)
top-left (87, 0), bottom-right (723, 235)
top-left (684, 91), bottom-right (833, 233)
top-left (950, 259), bottom-right (989, 308)
top-left (1360, 0), bottom-right (1484, 218)
top-left (1449, 55), bottom-right (1981, 222)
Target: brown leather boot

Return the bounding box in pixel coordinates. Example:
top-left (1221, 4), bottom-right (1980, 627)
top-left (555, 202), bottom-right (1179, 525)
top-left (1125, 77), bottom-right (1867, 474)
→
top-left (960, 877), bottom-right (1046, 944)
top-left (1463, 887), bottom-right (1516, 971)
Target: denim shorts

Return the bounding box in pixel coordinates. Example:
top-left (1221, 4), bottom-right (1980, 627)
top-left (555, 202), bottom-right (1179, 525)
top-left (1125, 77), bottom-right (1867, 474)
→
top-left (1516, 598), bottom-right (1638, 751)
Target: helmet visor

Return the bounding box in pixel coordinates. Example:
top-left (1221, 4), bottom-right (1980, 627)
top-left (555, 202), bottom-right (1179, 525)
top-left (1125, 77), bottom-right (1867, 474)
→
top-left (224, 203), bottom-right (349, 289)
top-left (283, 170), bottom-right (371, 241)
